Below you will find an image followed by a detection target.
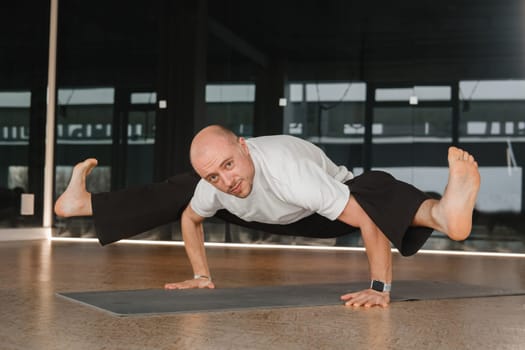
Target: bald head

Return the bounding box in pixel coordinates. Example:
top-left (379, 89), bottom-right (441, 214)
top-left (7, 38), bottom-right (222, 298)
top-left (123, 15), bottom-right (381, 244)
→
top-left (190, 125), bottom-right (239, 167)
top-left (190, 125), bottom-right (255, 197)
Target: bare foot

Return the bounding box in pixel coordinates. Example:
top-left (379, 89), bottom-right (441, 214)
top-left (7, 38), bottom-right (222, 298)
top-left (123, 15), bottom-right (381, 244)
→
top-left (433, 147), bottom-right (481, 241)
top-left (54, 158), bottom-right (98, 217)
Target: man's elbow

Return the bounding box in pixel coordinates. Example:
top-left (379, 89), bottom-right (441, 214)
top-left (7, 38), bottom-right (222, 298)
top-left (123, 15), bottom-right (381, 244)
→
top-left (182, 205), bottom-right (203, 226)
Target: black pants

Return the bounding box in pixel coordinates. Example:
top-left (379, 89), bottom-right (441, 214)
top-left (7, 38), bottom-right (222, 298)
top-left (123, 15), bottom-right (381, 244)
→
top-left (92, 171), bottom-right (433, 256)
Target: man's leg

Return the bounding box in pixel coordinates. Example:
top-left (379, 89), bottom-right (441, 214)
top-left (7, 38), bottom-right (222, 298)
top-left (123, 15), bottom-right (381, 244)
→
top-left (214, 209), bottom-right (355, 238)
top-left (336, 146), bottom-right (480, 307)
top-left (55, 159), bottom-right (356, 245)
top-left (410, 146), bottom-right (480, 240)
top-left (55, 159), bottom-right (200, 245)
top-left (54, 158), bottom-right (97, 217)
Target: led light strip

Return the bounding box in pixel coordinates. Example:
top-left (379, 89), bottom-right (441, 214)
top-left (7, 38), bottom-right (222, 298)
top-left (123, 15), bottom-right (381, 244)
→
top-left (50, 237), bottom-right (525, 258)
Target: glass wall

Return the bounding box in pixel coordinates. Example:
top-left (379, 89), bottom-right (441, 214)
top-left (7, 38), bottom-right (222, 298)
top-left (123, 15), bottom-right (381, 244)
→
top-left (369, 85), bottom-right (453, 174)
top-left (0, 2), bottom-right (49, 230)
top-left (286, 82), bottom-right (366, 169)
top-left (3, 1), bottom-right (525, 253)
top-left (54, 88), bottom-right (113, 237)
top-left (128, 92), bottom-right (156, 186)
top-left (0, 92), bottom-right (31, 227)
top-left (53, 0), bottom-right (159, 238)
top-left (459, 80), bottom-right (525, 252)
top-left (205, 84), bottom-right (255, 137)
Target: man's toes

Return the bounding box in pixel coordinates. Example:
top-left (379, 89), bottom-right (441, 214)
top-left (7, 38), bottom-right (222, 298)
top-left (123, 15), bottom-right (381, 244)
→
top-left (448, 146), bottom-right (466, 160)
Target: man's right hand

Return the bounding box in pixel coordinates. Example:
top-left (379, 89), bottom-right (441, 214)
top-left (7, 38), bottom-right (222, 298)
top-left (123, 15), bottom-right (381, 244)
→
top-left (340, 288), bottom-right (390, 307)
top-left (164, 279), bottom-right (215, 290)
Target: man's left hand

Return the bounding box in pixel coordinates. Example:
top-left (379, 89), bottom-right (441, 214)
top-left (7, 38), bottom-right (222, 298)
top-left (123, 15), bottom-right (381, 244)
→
top-left (340, 288), bottom-right (390, 308)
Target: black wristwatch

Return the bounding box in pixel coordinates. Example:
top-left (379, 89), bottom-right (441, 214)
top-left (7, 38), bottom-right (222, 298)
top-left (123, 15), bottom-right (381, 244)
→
top-left (370, 280), bottom-right (392, 292)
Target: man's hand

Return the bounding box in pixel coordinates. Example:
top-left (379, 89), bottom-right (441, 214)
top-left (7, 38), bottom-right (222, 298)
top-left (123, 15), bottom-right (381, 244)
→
top-left (164, 278), bottom-right (215, 290)
top-left (169, 205), bottom-right (214, 291)
top-left (340, 288), bottom-right (390, 308)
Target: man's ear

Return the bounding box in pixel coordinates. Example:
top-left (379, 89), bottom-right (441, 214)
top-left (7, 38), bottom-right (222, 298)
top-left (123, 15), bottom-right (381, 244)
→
top-left (238, 137), bottom-right (249, 153)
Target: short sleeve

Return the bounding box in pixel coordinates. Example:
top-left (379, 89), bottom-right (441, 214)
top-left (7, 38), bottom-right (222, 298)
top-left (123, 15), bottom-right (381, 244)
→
top-left (189, 180), bottom-right (223, 218)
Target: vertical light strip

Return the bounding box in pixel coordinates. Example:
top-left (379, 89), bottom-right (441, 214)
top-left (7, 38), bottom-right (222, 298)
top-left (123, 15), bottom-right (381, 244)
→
top-left (43, 0), bottom-right (59, 228)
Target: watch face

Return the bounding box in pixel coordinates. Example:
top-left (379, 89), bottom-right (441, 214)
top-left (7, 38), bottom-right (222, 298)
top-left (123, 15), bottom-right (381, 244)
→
top-left (371, 280), bottom-right (385, 292)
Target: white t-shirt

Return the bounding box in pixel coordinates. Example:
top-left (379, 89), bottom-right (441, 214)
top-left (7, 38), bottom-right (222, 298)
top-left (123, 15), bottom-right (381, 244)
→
top-left (190, 135), bottom-right (354, 224)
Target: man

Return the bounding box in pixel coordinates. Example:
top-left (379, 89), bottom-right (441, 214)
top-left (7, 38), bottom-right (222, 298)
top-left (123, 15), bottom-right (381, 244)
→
top-left (55, 125), bottom-right (480, 307)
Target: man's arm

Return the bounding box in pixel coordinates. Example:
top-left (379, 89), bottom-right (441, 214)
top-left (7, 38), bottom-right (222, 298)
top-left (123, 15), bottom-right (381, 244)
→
top-left (337, 196), bottom-right (392, 307)
top-left (164, 204), bottom-right (215, 290)
top-left (339, 225), bottom-right (392, 307)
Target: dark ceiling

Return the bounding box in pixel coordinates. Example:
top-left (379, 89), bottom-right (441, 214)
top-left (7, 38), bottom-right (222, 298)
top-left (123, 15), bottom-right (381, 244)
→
top-left (207, 0), bottom-right (525, 81)
top-left (1, 0), bottom-right (524, 87)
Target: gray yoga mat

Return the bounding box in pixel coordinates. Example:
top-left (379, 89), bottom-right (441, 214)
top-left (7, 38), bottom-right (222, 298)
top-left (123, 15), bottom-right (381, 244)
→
top-left (57, 280), bottom-right (525, 317)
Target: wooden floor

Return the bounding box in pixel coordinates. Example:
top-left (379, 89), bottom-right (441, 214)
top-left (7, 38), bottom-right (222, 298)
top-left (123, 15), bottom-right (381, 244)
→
top-left (1, 239), bottom-right (525, 350)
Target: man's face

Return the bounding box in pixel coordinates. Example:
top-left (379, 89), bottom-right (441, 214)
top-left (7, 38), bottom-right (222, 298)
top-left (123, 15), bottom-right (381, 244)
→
top-left (192, 137), bottom-right (255, 198)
